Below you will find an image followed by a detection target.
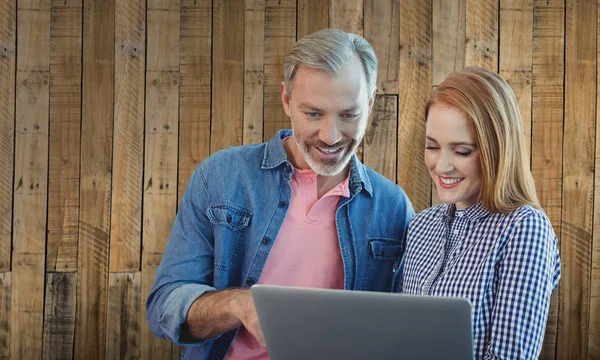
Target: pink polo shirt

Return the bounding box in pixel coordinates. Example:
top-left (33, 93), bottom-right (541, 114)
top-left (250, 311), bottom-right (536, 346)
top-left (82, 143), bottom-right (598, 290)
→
top-left (224, 166), bottom-right (349, 360)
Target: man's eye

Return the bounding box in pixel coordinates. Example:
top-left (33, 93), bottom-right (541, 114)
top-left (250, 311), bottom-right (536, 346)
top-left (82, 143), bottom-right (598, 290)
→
top-left (306, 112), bottom-right (321, 119)
top-left (342, 114), bottom-right (358, 120)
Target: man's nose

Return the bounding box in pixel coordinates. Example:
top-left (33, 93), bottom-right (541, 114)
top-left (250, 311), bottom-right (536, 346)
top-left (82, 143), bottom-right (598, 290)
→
top-left (318, 117), bottom-right (342, 145)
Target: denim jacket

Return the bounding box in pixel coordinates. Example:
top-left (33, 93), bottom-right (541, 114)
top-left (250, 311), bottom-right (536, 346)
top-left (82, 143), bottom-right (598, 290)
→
top-left (146, 130), bottom-right (414, 360)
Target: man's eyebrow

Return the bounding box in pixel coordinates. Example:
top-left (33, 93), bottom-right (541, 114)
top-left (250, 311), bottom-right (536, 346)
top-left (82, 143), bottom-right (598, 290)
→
top-left (297, 103), bottom-right (323, 111)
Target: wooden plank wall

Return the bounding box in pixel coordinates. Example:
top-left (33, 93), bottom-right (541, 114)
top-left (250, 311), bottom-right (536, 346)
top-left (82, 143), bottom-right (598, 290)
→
top-left (0, 0), bottom-right (597, 359)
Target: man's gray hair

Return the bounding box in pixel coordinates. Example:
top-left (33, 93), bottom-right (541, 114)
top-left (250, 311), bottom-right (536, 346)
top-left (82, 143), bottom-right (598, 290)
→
top-left (284, 28), bottom-right (378, 96)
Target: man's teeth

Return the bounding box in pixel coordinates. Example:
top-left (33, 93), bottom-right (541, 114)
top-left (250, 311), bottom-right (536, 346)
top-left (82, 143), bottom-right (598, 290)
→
top-left (319, 147), bottom-right (341, 154)
top-left (441, 177), bottom-right (463, 185)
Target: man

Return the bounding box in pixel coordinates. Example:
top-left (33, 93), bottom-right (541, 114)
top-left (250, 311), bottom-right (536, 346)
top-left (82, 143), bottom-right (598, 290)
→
top-left (146, 28), bottom-right (414, 360)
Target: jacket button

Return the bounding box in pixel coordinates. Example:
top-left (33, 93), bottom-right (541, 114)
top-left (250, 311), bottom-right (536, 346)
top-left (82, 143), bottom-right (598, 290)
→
top-left (246, 279), bottom-right (256, 286)
top-left (262, 236), bottom-right (271, 245)
top-left (278, 201), bottom-right (288, 208)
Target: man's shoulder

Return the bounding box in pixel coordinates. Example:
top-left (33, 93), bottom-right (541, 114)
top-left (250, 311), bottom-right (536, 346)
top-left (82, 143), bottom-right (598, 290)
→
top-left (361, 165), bottom-right (409, 200)
top-left (203, 142), bottom-right (266, 169)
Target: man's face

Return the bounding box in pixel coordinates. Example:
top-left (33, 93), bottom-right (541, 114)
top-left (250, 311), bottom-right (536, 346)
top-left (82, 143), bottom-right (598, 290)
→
top-left (281, 56), bottom-right (374, 176)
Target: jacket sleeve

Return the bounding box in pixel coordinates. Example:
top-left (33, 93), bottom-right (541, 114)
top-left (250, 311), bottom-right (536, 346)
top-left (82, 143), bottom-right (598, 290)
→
top-left (146, 165), bottom-right (218, 346)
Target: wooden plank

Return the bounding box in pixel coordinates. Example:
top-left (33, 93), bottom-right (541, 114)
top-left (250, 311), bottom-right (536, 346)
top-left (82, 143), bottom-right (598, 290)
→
top-left (558, 0), bottom-right (596, 358)
top-left (110, 0), bottom-right (145, 272)
top-left (465, 0), bottom-right (498, 71)
top-left (262, 0), bottom-right (295, 141)
top-left (141, 0), bottom-right (180, 358)
top-left (42, 273), bottom-right (76, 360)
top-left (364, 0), bottom-right (399, 94)
top-left (106, 273), bottom-right (140, 360)
top-left (363, 95), bottom-right (397, 182)
top-left (74, 0), bottom-right (114, 358)
top-left (243, 0), bottom-right (265, 145)
top-left (591, 0), bottom-right (600, 356)
top-left (178, 0), bottom-right (211, 204)
top-left (172, 345), bottom-right (184, 360)
top-left (0, 0), bottom-right (16, 272)
top-left (0, 273), bottom-right (10, 358)
top-left (500, 0), bottom-right (533, 153)
top-left (11, 0), bottom-right (51, 358)
top-left (397, 0), bottom-right (432, 213)
top-left (432, 0), bottom-right (465, 86)
top-left (47, 0), bottom-right (82, 272)
top-left (531, 1), bottom-right (564, 359)
top-left (211, 0), bottom-right (244, 151)
top-left (329, 0), bottom-right (363, 35)
top-left (431, 0), bottom-right (466, 207)
top-left (297, 0), bottom-right (329, 38)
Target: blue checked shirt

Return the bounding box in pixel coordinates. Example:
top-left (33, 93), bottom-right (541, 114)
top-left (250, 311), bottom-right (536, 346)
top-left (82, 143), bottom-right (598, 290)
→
top-left (398, 202), bottom-right (561, 359)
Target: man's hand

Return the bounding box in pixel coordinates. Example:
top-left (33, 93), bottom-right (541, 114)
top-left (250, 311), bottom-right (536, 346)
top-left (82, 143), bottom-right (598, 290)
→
top-left (183, 288), bottom-right (265, 347)
top-left (231, 289), bottom-right (265, 347)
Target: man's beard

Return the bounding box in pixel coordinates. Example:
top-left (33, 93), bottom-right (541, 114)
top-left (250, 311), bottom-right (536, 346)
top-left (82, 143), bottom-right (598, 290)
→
top-left (292, 130), bottom-right (357, 176)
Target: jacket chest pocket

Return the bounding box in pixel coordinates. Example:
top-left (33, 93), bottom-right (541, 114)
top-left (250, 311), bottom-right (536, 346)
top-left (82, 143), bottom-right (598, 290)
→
top-left (361, 238), bottom-right (403, 291)
top-left (207, 203), bottom-right (252, 269)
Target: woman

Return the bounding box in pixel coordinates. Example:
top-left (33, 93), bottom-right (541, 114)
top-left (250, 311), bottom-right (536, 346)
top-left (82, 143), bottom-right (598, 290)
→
top-left (397, 67), bottom-right (561, 359)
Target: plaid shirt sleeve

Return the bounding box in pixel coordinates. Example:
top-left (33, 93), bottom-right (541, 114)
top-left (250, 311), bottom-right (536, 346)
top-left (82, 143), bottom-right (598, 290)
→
top-left (484, 210), bottom-right (561, 359)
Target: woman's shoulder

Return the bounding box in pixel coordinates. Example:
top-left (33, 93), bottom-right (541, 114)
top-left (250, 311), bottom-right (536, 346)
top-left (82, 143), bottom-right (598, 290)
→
top-left (502, 204), bottom-right (552, 226)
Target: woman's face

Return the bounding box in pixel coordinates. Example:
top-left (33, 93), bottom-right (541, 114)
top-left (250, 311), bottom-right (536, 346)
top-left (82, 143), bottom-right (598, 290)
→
top-left (425, 103), bottom-right (482, 209)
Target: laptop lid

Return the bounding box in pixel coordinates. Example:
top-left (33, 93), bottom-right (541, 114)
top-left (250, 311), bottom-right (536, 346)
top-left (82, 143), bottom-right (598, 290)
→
top-left (251, 285), bottom-right (473, 360)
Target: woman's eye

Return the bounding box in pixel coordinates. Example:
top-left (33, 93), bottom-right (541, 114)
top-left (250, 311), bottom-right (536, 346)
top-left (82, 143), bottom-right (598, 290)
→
top-left (425, 146), bottom-right (439, 150)
top-left (456, 151), bottom-right (472, 157)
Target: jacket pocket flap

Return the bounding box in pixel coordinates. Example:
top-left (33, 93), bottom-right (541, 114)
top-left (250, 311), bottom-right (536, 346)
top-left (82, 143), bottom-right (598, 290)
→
top-left (207, 203), bottom-right (252, 231)
top-left (368, 238), bottom-right (403, 260)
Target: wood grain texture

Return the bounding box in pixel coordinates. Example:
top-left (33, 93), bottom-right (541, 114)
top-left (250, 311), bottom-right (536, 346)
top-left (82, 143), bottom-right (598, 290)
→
top-left (297, 0), bottom-right (329, 38)
top-left (0, 273), bottom-right (10, 358)
top-left (106, 273), bottom-right (140, 360)
top-left (110, 0), bottom-right (146, 272)
top-left (329, 0), bottom-right (363, 35)
top-left (178, 0), bottom-right (211, 204)
top-left (397, 0), bottom-right (432, 213)
top-left (531, 1), bottom-right (564, 358)
top-left (47, 0), bottom-right (82, 273)
top-left (558, 0), bottom-right (596, 358)
top-left (141, 0), bottom-right (180, 358)
top-left (591, 0), bottom-right (600, 356)
top-left (500, 0), bottom-right (533, 153)
top-left (465, 0), bottom-right (498, 71)
top-left (211, 0), bottom-right (244, 151)
top-left (75, 0), bottom-right (114, 358)
top-left (42, 273), bottom-right (76, 360)
top-left (0, 0), bottom-right (15, 273)
top-left (244, 0), bottom-right (265, 145)
top-left (364, 0), bottom-right (399, 94)
top-left (263, 0), bottom-right (296, 141)
top-left (432, 0), bottom-right (465, 86)
top-left (11, 0), bottom-right (51, 358)
top-left (363, 95), bottom-right (397, 182)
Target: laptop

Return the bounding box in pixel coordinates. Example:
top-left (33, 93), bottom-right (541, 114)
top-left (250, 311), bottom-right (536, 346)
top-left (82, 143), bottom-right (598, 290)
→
top-left (251, 285), bottom-right (473, 360)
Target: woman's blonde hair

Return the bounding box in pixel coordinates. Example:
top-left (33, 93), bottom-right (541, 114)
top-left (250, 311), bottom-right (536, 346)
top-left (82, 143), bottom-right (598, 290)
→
top-left (425, 66), bottom-right (540, 213)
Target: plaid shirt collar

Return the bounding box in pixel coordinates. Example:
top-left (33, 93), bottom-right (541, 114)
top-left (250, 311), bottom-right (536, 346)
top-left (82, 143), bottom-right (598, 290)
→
top-left (437, 201), bottom-right (490, 223)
